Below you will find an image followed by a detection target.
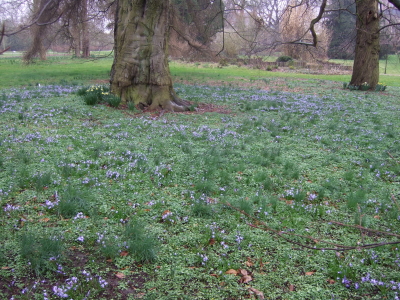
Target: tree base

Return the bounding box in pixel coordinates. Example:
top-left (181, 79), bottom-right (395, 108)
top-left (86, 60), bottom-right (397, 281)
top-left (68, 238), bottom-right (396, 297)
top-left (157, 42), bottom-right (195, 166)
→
top-left (111, 83), bottom-right (190, 112)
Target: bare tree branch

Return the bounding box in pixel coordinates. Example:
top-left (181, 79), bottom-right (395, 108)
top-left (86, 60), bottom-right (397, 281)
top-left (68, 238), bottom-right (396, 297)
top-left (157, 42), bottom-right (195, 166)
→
top-left (224, 201), bottom-right (400, 252)
top-left (0, 23), bottom-right (10, 54)
top-left (388, 0), bottom-right (400, 10)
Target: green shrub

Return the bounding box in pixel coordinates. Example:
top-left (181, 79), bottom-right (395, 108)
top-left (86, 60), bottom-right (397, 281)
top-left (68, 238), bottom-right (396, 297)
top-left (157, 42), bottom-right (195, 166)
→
top-left (276, 55), bottom-right (293, 63)
top-left (219, 59), bottom-right (229, 67)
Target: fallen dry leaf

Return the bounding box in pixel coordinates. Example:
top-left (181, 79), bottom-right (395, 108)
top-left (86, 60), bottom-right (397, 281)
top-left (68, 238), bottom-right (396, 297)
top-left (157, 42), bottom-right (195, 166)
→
top-left (39, 218), bottom-right (50, 222)
top-left (120, 251), bottom-right (129, 257)
top-left (115, 272), bottom-right (126, 279)
top-left (208, 238), bottom-right (216, 245)
top-left (248, 287), bottom-right (265, 299)
top-left (246, 257), bottom-right (254, 267)
top-left (289, 284), bottom-right (295, 291)
top-left (239, 274), bottom-right (253, 283)
top-left (238, 269), bottom-right (249, 276)
top-left (162, 209), bottom-right (171, 216)
top-left (305, 271), bottom-right (315, 276)
top-left (225, 269), bottom-right (238, 275)
top-left (1, 266), bottom-right (11, 270)
top-left (327, 279), bottom-right (335, 284)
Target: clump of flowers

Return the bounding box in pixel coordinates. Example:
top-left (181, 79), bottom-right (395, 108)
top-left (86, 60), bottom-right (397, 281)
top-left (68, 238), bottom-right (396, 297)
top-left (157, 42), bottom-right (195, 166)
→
top-left (78, 85), bottom-right (120, 107)
top-left (360, 82), bottom-right (370, 91)
top-left (343, 82), bottom-right (387, 92)
top-left (375, 82), bottom-right (387, 91)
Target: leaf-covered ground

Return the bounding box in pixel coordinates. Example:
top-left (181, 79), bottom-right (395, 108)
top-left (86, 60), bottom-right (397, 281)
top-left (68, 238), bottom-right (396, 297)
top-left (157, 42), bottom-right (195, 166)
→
top-left (0, 82), bottom-right (399, 299)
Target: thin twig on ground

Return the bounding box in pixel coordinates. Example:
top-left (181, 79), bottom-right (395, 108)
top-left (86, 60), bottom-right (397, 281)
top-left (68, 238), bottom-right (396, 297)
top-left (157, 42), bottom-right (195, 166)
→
top-left (224, 201), bottom-right (400, 252)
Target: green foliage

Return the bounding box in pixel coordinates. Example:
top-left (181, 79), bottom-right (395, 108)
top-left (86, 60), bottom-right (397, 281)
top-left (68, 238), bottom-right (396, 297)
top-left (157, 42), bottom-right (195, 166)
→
top-left (191, 200), bottom-right (213, 217)
top-left (347, 190), bottom-right (367, 209)
top-left (19, 231), bottom-right (64, 275)
top-left (99, 239), bottom-right (120, 260)
top-left (82, 92), bottom-right (99, 105)
top-left (76, 86), bottom-right (88, 96)
top-left (127, 101), bottom-right (137, 111)
top-left (58, 185), bottom-right (93, 218)
top-left (219, 58), bottom-right (229, 67)
top-left (16, 149), bottom-right (31, 164)
top-left (1, 61), bottom-right (400, 299)
top-left (276, 55), bottom-right (293, 63)
top-left (16, 165), bottom-right (31, 189)
top-left (124, 221), bottom-right (158, 263)
top-left (33, 172), bottom-right (52, 193)
top-left (81, 85), bottom-right (109, 106)
top-left (105, 94), bottom-right (122, 108)
top-left (237, 198), bottom-right (253, 215)
top-left (195, 179), bottom-right (217, 195)
top-left (375, 83), bottom-right (387, 91)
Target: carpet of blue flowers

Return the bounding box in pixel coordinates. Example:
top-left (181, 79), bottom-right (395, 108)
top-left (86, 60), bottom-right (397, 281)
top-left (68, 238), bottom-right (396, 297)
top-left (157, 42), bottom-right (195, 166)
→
top-left (0, 82), bottom-right (399, 299)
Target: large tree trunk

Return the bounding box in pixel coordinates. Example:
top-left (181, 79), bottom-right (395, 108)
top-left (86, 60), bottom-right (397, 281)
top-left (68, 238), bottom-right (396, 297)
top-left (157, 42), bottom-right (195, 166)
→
top-left (350, 0), bottom-right (380, 89)
top-left (110, 0), bottom-right (189, 112)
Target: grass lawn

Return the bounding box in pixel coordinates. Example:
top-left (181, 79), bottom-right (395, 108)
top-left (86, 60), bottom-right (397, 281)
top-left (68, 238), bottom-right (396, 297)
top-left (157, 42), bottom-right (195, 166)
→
top-left (1, 55), bottom-right (399, 89)
top-left (0, 56), bottom-right (399, 299)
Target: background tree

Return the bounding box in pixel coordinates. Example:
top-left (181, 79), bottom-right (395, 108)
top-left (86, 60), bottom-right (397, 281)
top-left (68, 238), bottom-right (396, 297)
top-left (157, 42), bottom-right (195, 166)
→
top-left (7, 0), bottom-right (112, 61)
top-left (214, 0), bottom-right (283, 58)
top-left (169, 0), bottom-right (224, 60)
top-left (24, 0), bottom-right (61, 61)
top-left (63, 0), bottom-right (90, 58)
top-left (281, 0), bottom-right (330, 61)
top-left (325, 0), bottom-right (356, 59)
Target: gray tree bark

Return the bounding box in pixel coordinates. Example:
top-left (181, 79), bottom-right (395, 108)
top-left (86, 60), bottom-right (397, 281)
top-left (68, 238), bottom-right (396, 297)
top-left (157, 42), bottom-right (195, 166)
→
top-left (110, 0), bottom-right (189, 111)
